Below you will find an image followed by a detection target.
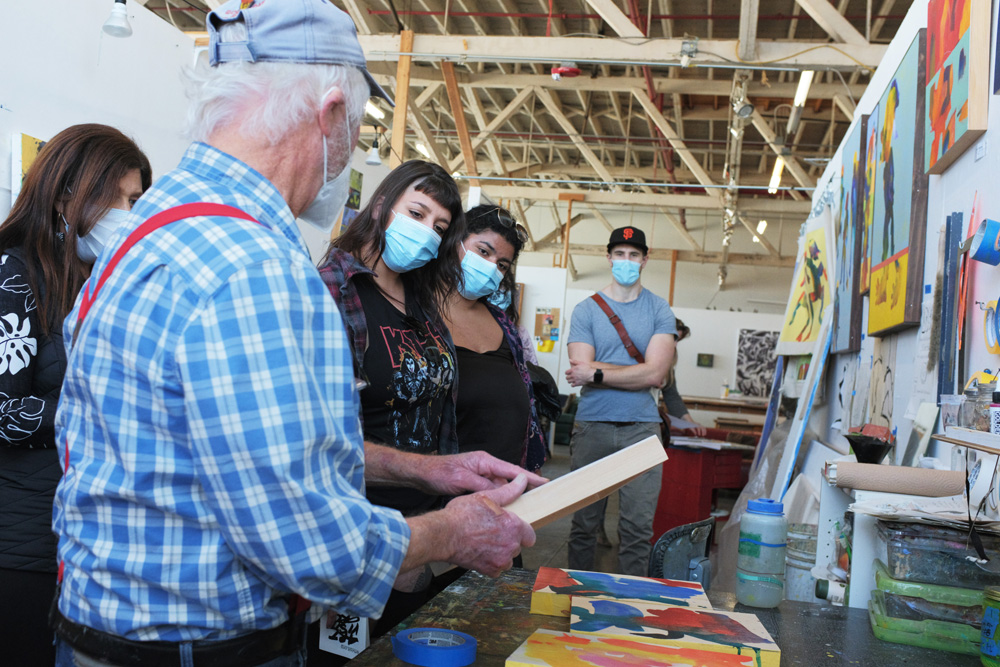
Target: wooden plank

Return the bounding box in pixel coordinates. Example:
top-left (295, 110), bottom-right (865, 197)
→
top-left (441, 61), bottom-right (479, 185)
top-left (505, 436), bottom-right (667, 529)
top-left (389, 30), bottom-right (414, 169)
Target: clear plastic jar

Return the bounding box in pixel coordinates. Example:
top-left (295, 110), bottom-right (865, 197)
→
top-left (736, 498), bottom-right (787, 608)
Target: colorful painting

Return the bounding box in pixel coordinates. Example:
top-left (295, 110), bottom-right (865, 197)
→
top-left (570, 597), bottom-right (779, 667)
top-left (925, 0), bottom-right (989, 174)
top-left (734, 329), bottom-right (778, 397)
top-left (530, 567), bottom-right (711, 618)
top-left (347, 168), bottom-right (363, 210)
top-left (860, 105), bottom-right (879, 295)
top-left (10, 132), bottom-right (46, 204)
top-left (506, 628), bottom-right (758, 667)
top-left (869, 31), bottom-right (929, 336)
top-left (776, 208), bottom-right (832, 355)
top-left (832, 118), bottom-right (866, 354)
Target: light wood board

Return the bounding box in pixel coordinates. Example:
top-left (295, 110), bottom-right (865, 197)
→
top-left (505, 436), bottom-right (666, 529)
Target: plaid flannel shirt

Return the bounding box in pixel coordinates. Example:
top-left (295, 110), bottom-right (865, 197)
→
top-left (52, 142), bottom-right (409, 642)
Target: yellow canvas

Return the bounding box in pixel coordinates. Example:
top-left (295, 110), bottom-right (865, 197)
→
top-left (868, 251), bottom-right (908, 334)
top-left (506, 628), bottom-right (759, 667)
top-left (777, 208), bottom-right (831, 355)
top-left (10, 132), bottom-right (45, 203)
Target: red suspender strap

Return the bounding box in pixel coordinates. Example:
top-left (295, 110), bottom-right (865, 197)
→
top-left (591, 293), bottom-right (645, 363)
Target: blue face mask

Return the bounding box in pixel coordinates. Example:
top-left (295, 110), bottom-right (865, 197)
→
top-left (488, 288), bottom-right (512, 310)
top-left (382, 211), bottom-right (442, 273)
top-left (611, 259), bottom-right (641, 286)
top-left (458, 243), bottom-right (504, 300)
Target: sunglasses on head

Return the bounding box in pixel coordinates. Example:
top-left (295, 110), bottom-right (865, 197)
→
top-left (474, 207), bottom-right (529, 245)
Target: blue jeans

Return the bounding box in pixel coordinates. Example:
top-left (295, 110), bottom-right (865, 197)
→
top-left (55, 637), bottom-right (307, 667)
top-left (567, 421), bottom-right (663, 576)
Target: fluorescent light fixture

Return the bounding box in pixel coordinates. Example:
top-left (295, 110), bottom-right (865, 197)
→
top-left (103, 0), bottom-right (132, 38)
top-left (753, 236), bottom-right (760, 243)
top-left (415, 142), bottom-right (431, 159)
top-left (768, 157), bottom-right (784, 194)
top-left (756, 219), bottom-right (767, 234)
top-left (365, 101), bottom-right (385, 120)
top-left (793, 70), bottom-right (815, 107)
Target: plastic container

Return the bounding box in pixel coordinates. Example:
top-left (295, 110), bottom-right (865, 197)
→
top-left (736, 498), bottom-right (787, 608)
top-left (982, 586), bottom-right (1000, 666)
top-left (784, 523), bottom-right (818, 602)
top-left (941, 394), bottom-right (964, 428)
top-left (876, 520), bottom-right (1000, 589)
top-left (869, 590), bottom-right (980, 655)
top-left (874, 559), bottom-right (983, 628)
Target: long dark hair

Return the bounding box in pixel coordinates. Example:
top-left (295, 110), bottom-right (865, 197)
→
top-left (0, 124), bottom-right (151, 333)
top-left (333, 160), bottom-right (464, 321)
top-left (465, 204), bottom-right (525, 323)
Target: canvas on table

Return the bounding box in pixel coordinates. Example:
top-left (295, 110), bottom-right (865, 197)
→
top-left (569, 597), bottom-right (779, 667)
top-left (506, 628), bottom-right (760, 667)
top-left (530, 567), bottom-right (711, 618)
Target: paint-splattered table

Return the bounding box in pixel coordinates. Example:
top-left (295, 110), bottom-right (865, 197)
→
top-left (350, 569), bottom-right (982, 665)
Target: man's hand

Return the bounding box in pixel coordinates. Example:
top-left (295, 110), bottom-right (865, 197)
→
top-left (440, 475), bottom-right (537, 577)
top-left (565, 358), bottom-right (595, 387)
top-left (419, 451), bottom-right (548, 496)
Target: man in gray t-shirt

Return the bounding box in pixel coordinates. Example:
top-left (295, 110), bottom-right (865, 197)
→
top-left (565, 226), bottom-right (676, 576)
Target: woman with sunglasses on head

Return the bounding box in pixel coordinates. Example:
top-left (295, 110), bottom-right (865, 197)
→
top-left (315, 160), bottom-right (467, 642)
top-left (0, 123), bottom-right (150, 666)
top-left (442, 205), bottom-right (547, 475)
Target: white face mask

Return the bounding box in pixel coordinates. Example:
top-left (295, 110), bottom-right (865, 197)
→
top-left (299, 91), bottom-right (353, 233)
top-left (75, 208), bottom-right (131, 263)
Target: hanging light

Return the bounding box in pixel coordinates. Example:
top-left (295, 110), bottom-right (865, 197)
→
top-left (786, 71), bottom-right (815, 135)
top-left (365, 134), bottom-right (381, 166)
top-left (365, 101), bottom-right (385, 120)
top-left (103, 0), bottom-right (132, 38)
top-left (756, 219), bottom-right (768, 234)
top-left (768, 157), bottom-right (784, 194)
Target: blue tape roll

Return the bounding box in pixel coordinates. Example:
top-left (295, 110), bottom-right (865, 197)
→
top-left (391, 627), bottom-right (477, 667)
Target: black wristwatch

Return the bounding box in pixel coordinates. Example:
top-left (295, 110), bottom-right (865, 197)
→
top-left (593, 369), bottom-right (604, 384)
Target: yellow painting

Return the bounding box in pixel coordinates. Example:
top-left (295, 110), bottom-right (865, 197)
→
top-left (10, 132), bottom-right (46, 203)
top-left (777, 207), bottom-right (832, 355)
top-left (869, 252), bottom-right (908, 334)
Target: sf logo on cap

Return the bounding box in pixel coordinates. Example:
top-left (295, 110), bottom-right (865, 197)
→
top-left (623, 228), bottom-right (634, 240)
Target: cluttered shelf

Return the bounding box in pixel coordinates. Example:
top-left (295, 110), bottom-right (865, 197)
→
top-left (681, 395), bottom-right (770, 415)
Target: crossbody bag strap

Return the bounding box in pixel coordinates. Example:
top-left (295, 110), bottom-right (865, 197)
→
top-left (591, 293), bottom-right (645, 363)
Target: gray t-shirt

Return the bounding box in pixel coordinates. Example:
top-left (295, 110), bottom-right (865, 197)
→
top-left (568, 288), bottom-right (677, 422)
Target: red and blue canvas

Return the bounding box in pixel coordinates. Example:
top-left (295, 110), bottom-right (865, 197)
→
top-left (925, 0), bottom-right (971, 171)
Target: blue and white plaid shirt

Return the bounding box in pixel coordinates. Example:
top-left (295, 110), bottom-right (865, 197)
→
top-left (53, 142), bottom-right (409, 642)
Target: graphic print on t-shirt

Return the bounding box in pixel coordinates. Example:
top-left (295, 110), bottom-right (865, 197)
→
top-left (378, 321), bottom-right (454, 450)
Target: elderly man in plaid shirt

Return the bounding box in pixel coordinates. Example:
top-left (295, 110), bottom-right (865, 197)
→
top-left (50, 2), bottom-right (540, 666)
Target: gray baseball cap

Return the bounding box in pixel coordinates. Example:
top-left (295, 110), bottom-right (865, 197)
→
top-left (207, 0), bottom-right (393, 105)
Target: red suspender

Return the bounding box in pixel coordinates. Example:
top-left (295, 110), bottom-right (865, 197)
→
top-left (590, 293), bottom-right (645, 363)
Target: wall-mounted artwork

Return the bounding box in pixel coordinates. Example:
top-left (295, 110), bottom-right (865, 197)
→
top-left (869, 30), bottom-right (929, 336)
top-left (570, 597), bottom-right (780, 667)
top-left (776, 207), bottom-right (832, 356)
top-left (696, 353), bottom-right (714, 368)
top-left (734, 329), bottom-right (778, 397)
top-left (10, 133), bottom-right (46, 204)
top-left (925, 0), bottom-right (990, 174)
top-left (530, 567), bottom-right (711, 618)
top-left (506, 628), bottom-right (759, 667)
top-left (860, 106), bottom-right (879, 295)
top-left (833, 118), bottom-right (867, 354)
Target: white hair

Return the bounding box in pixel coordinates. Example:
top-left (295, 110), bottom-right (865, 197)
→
top-left (184, 22), bottom-right (369, 145)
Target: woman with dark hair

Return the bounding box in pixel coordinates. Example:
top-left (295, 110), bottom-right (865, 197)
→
top-left (659, 318), bottom-right (706, 434)
top-left (442, 204), bottom-right (546, 473)
top-left (0, 123), bottom-right (151, 666)
top-left (316, 160), bottom-right (466, 641)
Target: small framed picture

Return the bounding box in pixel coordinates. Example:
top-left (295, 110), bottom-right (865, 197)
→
top-left (696, 353), bottom-right (714, 368)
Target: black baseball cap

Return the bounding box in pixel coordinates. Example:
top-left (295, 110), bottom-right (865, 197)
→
top-left (607, 226), bottom-right (648, 254)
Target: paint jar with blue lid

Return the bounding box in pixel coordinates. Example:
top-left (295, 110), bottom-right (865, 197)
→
top-left (737, 498), bottom-right (787, 608)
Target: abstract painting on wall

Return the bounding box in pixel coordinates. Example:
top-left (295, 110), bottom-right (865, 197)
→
top-left (859, 105), bottom-right (879, 295)
top-left (734, 329), bottom-right (779, 397)
top-left (925, 0), bottom-right (989, 174)
top-left (530, 567), bottom-right (711, 618)
top-left (506, 628), bottom-right (759, 667)
top-left (570, 597), bottom-right (780, 667)
top-left (832, 118), bottom-right (867, 354)
top-left (869, 30), bottom-right (929, 336)
top-left (10, 132), bottom-right (46, 204)
top-left (776, 207), bottom-right (832, 356)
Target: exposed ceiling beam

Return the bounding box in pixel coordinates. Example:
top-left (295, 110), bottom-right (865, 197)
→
top-left (832, 93), bottom-right (856, 121)
top-left (738, 215), bottom-right (779, 257)
top-left (532, 243), bottom-right (794, 268)
top-left (584, 202), bottom-right (615, 232)
top-left (447, 87), bottom-right (534, 171)
top-left (793, 0), bottom-right (869, 47)
top-left (358, 35), bottom-right (886, 70)
top-left (341, 0), bottom-right (373, 35)
top-left (406, 103), bottom-right (450, 168)
top-left (533, 88), bottom-right (616, 184)
top-left (537, 212), bottom-right (585, 246)
top-left (738, 0), bottom-right (761, 62)
top-left (749, 108), bottom-right (816, 191)
top-left (481, 185), bottom-right (813, 214)
top-left (441, 61), bottom-right (479, 185)
top-left (583, 0), bottom-right (644, 38)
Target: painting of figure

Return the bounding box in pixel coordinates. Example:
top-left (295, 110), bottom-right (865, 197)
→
top-left (860, 106), bottom-right (879, 295)
top-left (832, 118), bottom-right (866, 354)
top-left (925, 0), bottom-right (988, 174)
top-left (777, 208), bottom-right (832, 355)
top-left (869, 31), bottom-right (928, 336)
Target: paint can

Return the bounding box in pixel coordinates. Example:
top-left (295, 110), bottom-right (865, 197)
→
top-left (736, 498), bottom-right (787, 608)
top-left (980, 586), bottom-right (1000, 666)
top-left (784, 524), bottom-right (819, 603)
top-left (969, 219), bottom-right (1000, 265)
